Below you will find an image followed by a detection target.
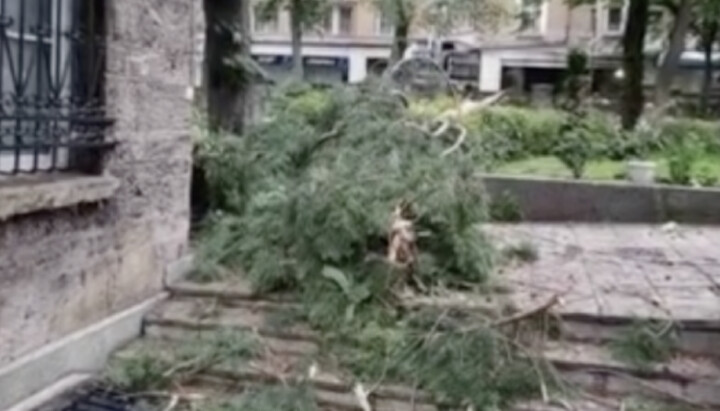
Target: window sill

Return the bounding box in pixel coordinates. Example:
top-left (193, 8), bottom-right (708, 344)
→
top-left (0, 174), bottom-right (119, 221)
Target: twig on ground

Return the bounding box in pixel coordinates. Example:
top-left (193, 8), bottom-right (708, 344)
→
top-left (162, 356), bottom-right (206, 379)
top-left (162, 394), bottom-right (180, 411)
top-left (441, 125), bottom-right (466, 157)
top-left (410, 379), bottom-right (419, 411)
top-left (127, 391), bottom-right (206, 402)
top-left (490, 294), bottom-right (561, 328)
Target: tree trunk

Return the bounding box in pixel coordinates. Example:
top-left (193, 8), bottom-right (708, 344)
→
top-left (654, 0), bottom-right (693, 106)
top-left (700, 37), bottom-right (715, 114)
top-left (621, 0), bottom-right (650, 130)
top-left (390, 18), bottom-right (410, 64)
top-left (290, 0), bottom-right (304, 79)
top-left (203, 0), bottom-right (251, 134)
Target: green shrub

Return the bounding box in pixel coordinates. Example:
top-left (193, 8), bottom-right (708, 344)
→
top-left (659, 118), bottom-right (720, 154)
top-left (553, 115), bottom-right (600, 179)
top-left (210, 386), bottom-right (319, 411)
top-left (463, 106), bottom-right (566, 162)
top-left (666, 139), bottom-right (700, 186)
top-left (696, 165), bottom-right (719, 187)
top-left (106, 353), bottom-right (169, 393)
top-left (610, 321), bottom-right (677, 369)
top-left (489, 191), bottom-right (523, 222)
top-left (409, 95), bottom-right (458, 118)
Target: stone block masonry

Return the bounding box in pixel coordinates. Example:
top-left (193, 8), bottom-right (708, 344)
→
top-left (0, 0), bottom-right (199, 406)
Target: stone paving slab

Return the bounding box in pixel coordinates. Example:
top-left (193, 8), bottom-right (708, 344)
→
top-left (488, 223), bottom-right (720, 323)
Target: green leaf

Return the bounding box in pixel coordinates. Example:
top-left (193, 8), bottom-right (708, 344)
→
top-left (322, 266), bottom-right (352, 297)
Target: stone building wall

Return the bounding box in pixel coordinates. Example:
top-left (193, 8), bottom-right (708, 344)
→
top-left (0, 0), bottom-right (197, 369)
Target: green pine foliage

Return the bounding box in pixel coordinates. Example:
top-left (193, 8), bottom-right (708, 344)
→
top-left (209, 386), bottom-right (319, 411)
top-left (610, 321), bottom-right (677, 369)
top-left (195, 83), bottom-right (494, 293)
top-left (194, 84), bottom-right (555, 409)
top-left (105, 331), bottom-right (259, 394)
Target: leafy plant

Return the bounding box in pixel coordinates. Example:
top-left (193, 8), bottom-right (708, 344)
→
top-left (696, 165), bottom-right (719, 187)
top-left (557, 48), bottom-right (590, 113)
top-left (659, 117), bottom-right (720, 154)
top-left (209, 386), bottom-right (319, 411)
top-left (489, 191), bottom-right (523, 222)
top-left (462, 106), bottom-right (566, 162)
top-left (553, 115), bottom-right (597, 179)
top-left (610, 321), bottom-right (677, 369)
top-left (105, 331), bottom-right (258, 394)
top-left (502, 241), bottom-right (539, 263)
top-left (106, 351), bottom-right (169, 393)
top-left (666, 140), bottom-right (699, 186)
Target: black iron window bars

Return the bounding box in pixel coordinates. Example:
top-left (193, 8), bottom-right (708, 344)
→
top-left (0, 0), bottom-right (113, 175)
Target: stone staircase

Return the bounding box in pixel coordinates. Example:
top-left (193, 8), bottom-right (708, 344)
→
top-left (109, 280), bottom-right (720, 410)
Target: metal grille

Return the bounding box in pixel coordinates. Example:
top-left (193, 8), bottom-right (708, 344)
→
top-left (0, 0), bottom-right (113, 175)
top-left (60, 386), bottom-right (135, 411)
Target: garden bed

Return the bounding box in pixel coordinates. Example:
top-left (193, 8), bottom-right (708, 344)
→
top-left (494, 155), bottom-right (720, 186)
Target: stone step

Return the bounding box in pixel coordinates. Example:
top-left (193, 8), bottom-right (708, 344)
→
top-left (168, 281), bottom-right (720, 357)
top-left (558, 313), bottom-right (720, 358)
top-left (541, 340), bottom-right (720, 409)
top-left (114, 338), bottom-right (614, 411)
top-left (145, 325), bottom-right (319, 357)
top-left (155, 284), bottom-right (720, 408)
top-left (144, 296), bottom-right (318, 343)
top-left (167, 280), bottom-right (295, 302)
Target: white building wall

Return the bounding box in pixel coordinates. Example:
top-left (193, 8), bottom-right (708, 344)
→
top-left (251, 43), bottom-right (391, 83)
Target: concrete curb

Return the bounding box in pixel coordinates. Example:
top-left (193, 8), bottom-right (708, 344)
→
top-left (0, 294), bottom-right (166, 411)
top-left (482, 174), bottom-right (720, 224)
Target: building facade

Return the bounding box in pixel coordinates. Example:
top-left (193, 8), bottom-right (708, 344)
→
top-left (0, 0), bottom-right (197, 408)
top-left (251, 0), bottom-right (395, 83)
top-left (251, 0), bottom-right (717, 100)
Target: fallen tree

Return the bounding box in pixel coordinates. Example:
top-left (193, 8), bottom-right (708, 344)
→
top-left (194, 83), bottom-right (557, 409)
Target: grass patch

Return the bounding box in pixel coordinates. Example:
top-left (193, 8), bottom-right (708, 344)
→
top-left (105, 330), bottom-right (259, 394)
top-left (502, 241), bottom-right (539, 264)
top-left (495, 155), bottom-right (720, 185)
top-left (610, 321), bottom-right (677, 369)
top-left (489, 191), bottom-right (524, 222)
top-left (209, 386), bottom-right (319, 411)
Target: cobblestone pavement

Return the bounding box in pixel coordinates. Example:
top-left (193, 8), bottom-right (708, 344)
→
top-left (487, 223), bottom-right (720, 322)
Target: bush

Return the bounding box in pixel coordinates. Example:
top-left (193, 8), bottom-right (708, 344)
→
top-left (553, 116), bottom-right (598, 179)
top-left (696, 165), bottom-right (719, 187)
top-left (409, 95), bottom-right (458, 118)
top-left (666, 139), bottom-right (700, 186)
top-left (659, 118), bottom-right (720, 154)
top-left (462, 106), bottom-right (566, 162)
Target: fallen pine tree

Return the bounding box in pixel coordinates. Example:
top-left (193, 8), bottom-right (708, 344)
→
top-left (192, 83), bottom-right (560, 410)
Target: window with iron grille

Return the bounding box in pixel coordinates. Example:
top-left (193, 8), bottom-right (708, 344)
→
top-left (0, 0), bottom-right (112, 175)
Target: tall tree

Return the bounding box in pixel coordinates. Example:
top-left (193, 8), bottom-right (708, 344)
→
top-left (204, 0), bottom-right (252, 133)
top-left (377, 0), bottom-right (510, 65)
top-left (375, 0), bottom-right (416, 64)
top-left (259, 0), bottom-right (328, 79)
top-left (622, 0), bottom-right (650, 130)
top-left (654, 0), bottom-right (694, 106)
top-left (694, 0), bottom-right (720, 113)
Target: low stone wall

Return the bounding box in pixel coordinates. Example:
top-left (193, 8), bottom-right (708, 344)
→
top-left (483, 174), bottom-right (720, 224)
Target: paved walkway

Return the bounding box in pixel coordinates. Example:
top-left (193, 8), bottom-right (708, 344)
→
top-left (488, 223), bottom-right (720, 322)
